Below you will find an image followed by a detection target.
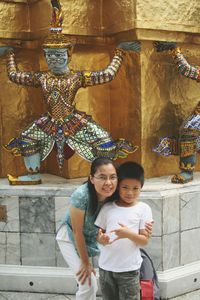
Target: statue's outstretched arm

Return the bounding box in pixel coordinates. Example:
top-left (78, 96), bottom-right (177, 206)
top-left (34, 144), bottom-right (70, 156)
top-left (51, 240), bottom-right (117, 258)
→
top-left (82, 48), bottom-right (124, 87)
top-left (154, 41), bottom-right (200, 81)
top-left (7, 50), bottom-right (42, 87)
top-left (171, 48), bottom-right (200, 81)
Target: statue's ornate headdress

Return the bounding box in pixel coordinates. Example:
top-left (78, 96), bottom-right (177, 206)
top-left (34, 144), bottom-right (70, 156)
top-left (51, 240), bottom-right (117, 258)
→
top-left (43, 0), bottom-right (74, 58)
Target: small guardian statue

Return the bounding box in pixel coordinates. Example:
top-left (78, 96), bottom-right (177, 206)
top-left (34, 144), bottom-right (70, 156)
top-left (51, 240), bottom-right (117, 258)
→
top-left (154, 41), bottom-right (200, 184)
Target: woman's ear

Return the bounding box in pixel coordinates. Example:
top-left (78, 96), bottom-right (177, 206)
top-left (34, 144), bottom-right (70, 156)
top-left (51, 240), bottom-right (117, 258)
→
top-left (90, 175), bottom-right (94, 184)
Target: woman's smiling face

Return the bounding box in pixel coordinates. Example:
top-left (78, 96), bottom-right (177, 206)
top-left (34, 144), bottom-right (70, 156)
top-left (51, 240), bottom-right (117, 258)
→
top-left (90, 163), bottom-right (118, 201)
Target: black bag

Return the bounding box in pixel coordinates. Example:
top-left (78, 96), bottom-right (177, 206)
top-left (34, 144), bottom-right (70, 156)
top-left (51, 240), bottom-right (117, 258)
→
top-left (140, 249), bottom-right (161, 300)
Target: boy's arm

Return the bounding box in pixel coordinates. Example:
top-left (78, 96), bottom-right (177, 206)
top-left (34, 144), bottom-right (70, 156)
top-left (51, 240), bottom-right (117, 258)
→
top-left (96, 228), bottom-right (110, 245)
top-left (111, 223), bottom-right (150, 246)
top-left (111, 205), bottom-right (153, 246)
top-left (95, 205), bottom-right (111, 245)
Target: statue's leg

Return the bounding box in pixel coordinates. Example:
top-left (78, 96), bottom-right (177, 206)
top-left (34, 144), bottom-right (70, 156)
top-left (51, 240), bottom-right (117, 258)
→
top-left (8, 153), bottom-right (42, 185)
top-left (171, 103), bottom-right (200, 184)
top-left (171, 153), bottom-right (196, 184)
top-left (171, 133), bottom-right (197, 184)
top-left (5, 122), bottom-right (54, 185)
top-left (66, 119), bottom-right (137, 161)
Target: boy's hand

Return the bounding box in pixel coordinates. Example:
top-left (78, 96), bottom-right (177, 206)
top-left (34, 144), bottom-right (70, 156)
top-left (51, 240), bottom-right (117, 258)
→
top-left (110, 223), bottom-right (132, 242)
top-left (97, 229), bottom-right (110, 246)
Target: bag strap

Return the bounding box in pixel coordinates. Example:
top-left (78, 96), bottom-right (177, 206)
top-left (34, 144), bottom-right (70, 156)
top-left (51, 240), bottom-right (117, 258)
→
top-left (140, 248), bottom-right (159, 282)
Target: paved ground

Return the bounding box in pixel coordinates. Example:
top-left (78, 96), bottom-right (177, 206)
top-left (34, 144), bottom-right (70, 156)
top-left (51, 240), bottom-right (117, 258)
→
top-left (0, 290), bottom-right (200, 300)
top-left (0, 292), bottom-right (102, 300)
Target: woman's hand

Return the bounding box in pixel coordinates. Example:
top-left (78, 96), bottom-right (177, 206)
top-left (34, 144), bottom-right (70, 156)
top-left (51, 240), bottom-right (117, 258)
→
top-left (97, 229), bottom-right (110, 246)
top-left (145, 221), bottom-right (154, 237)
top-left (76, 262), bottom-right (96, 286)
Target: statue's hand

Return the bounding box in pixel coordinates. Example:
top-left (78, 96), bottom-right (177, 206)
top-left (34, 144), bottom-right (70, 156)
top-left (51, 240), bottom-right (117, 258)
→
top-left (153, 41), bottom-right (177, 52)
top-left (117, 41), bottom-right (141, 53)
top-left (0, 46), bottom-right (14, 57)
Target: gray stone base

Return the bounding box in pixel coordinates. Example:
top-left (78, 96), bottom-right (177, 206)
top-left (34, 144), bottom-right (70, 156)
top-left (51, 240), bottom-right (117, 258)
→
top-left (1, 173), bottom-right (200, 299)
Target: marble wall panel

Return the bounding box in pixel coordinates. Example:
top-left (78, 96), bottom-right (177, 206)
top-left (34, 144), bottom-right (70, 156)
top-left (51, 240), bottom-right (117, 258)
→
top-left (21, 233), bottom-right (56, 266)
top-left (163, 195), bottom-right (180, 235)
top-left (19, 197), bottom-right (55, 233)
top-left (180, 192), bottom-right (200, 231)
top-left (0, 196), bottom-right (19, 232)
top-left (55, 197), bottom-right (70, 231)
top-left (181, 228), bottom-right (200, 265)
top-left (163, 233), bottom-right (180, 270)
top-left (6, 232), bottom-right (20, 265)
top-left (0, 232), bottom-right (20, 265)
top-left (145, 236), bottom-right (162, 271)
top-left (141, 196), bottom-right (162, 236)
top-left (0, 232), bottom-right (6, 264)
top-left (55, 242), bottom-right (68, 268)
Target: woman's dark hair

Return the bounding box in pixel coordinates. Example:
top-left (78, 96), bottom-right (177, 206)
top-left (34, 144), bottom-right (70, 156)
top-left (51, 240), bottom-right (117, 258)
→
top-left (118, 161), bottom-right (144, 187)
top-left (87, 157), bottom-right (117, 215)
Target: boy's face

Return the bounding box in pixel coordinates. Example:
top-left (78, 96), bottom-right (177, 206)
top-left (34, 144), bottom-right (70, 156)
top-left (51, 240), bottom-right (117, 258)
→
top-left (118, 178), bottom-right (141, 207)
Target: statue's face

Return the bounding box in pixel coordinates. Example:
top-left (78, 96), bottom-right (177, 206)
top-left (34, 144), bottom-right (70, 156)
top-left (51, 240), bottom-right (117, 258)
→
top-left (44, 48), bottom-right (69, 74)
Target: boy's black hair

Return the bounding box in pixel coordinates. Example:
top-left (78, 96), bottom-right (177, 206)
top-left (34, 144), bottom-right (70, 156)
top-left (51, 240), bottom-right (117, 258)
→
top-left (117, 161), bottom-right (144, 187)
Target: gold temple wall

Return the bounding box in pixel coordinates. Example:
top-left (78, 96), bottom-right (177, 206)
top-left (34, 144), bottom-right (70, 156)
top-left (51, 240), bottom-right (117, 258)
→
top-left (1, 0), bottom-right (200, 178)
top-left (140, 41), bottom-right (200, 177)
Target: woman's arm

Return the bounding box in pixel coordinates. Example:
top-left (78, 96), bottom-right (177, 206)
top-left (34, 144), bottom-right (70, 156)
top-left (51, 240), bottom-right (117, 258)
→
top-left (6, 50), bottom-right (42, 87)
top-left (70, 206), bottom-right (96, 285)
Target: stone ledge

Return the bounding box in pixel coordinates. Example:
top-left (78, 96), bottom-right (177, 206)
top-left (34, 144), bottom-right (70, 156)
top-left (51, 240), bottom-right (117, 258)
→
top-left (158, 261), bottom-right (200, 298)
top-left (0, 172), bottom-right (200, 197)
top-left (0, 174), bottom-right (86, 197)
top-left (0, 263), bottom-right (200, 299)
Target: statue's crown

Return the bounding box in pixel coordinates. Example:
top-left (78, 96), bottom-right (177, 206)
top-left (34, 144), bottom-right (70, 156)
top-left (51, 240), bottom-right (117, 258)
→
top-left (43, 0), bottom-right (75, 53)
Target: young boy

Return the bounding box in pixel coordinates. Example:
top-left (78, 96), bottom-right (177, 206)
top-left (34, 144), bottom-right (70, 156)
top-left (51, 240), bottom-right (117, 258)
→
top-left (95, 161), bottom-right (153, 300)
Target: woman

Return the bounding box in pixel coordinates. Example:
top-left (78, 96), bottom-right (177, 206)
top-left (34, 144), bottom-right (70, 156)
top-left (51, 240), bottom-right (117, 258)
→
top-left (56, 157), bottom-right (152, 300)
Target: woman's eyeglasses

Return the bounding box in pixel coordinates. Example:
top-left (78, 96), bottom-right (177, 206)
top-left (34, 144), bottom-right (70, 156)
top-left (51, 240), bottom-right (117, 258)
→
top-left (93, 175), bottom-right (118, 183)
